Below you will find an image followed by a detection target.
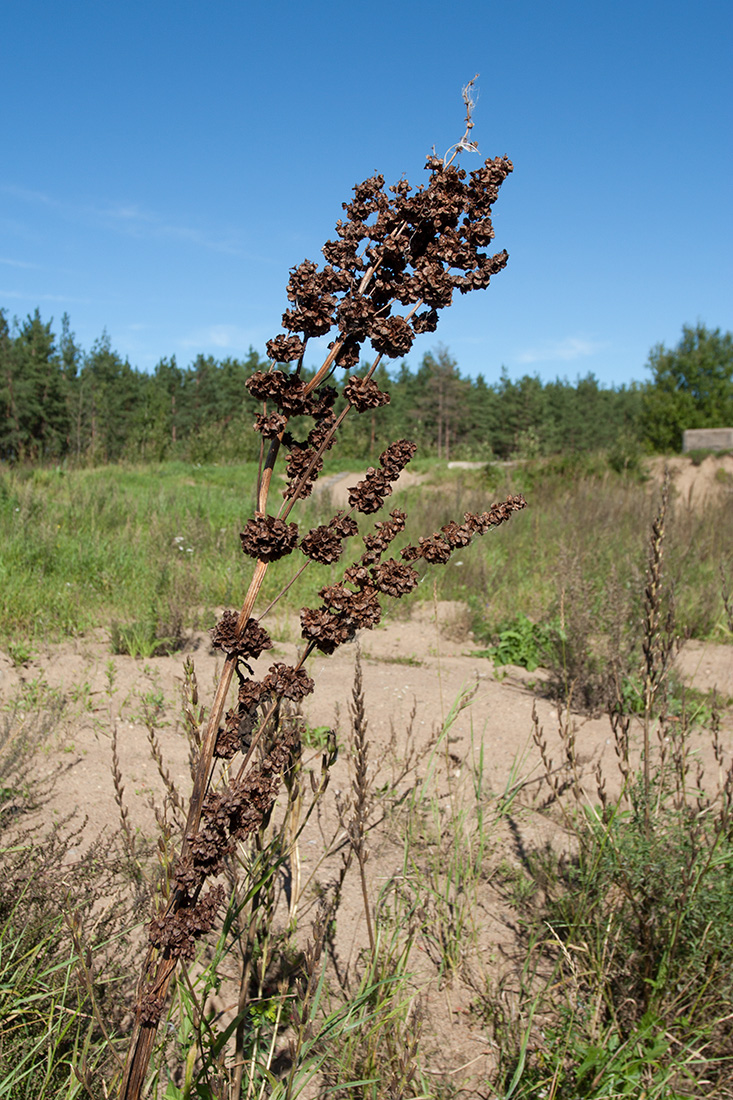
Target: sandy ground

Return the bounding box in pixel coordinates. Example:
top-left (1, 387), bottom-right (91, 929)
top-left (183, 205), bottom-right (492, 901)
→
top-left (2, 603), bottom-right (730, 840)
top-left (2, 606), bottom-right (732, 1084)
top-left (647, 451), bottom-right (733, 508)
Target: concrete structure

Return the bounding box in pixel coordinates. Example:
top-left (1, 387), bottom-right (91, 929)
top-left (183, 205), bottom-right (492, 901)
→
top-left (682, 428), bottom-right (733, 452)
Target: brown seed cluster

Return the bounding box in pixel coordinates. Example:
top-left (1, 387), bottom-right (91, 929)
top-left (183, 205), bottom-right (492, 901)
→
top-left (245, 371), bottom-right (336, 501)
top-left (213, 710), bottom-right (244, 760)
top-left (370, 558), bottom-right (420, 598)
top-left (209, 614), bottom-right (277, 760)
top-left (300, 494), bottom-right (526, 656)
top-left (173, 721), bottom-right (302, 900)
top-left (247, 369), bottom-right (312, 417)
top-left (240, 515), bottom-right (300, 562)
top-left (347, 440), bottom-right (417, 515)
top-left (212, 661), bottom-right (315, 762)
top-left (299, 512), bottom-right (359, 565)
top-left (263, 662), bottom-right (315, 701)
top-left (300, 448), bottom-right (426, 655)
top-left (211, 612), bottom-right (273, 661)
top-left (358, 509), bottom-right (407, 563)
top-left (264, 157), bottom-right (512, 366)
top-left (343, 375), bottom-right (390, 412)
top-left (243, 152), bottom-right (511, 505)
top-left (149, 884), bottom-right (226, 960)
top-left (139, 991), bottom-right (166, 1025)
top-left (401, 495), bottom-right (527, 564)
top-left (248, 376), bottom-right (340, 502)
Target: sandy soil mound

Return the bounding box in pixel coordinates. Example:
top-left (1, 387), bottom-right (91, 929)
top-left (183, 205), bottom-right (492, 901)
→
top-left (646, 453), bottom-right (733, 509)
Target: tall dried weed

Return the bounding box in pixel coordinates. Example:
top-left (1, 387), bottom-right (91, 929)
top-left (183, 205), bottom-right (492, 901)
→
top-left (116, 88), bottom-right (525, 1098)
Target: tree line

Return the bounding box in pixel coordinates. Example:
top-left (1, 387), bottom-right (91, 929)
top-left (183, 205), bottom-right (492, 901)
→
top-left (1, 308), bottom-right (731, 465)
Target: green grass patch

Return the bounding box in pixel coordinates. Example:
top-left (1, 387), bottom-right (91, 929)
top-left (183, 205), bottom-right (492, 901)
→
top-left (2, 457), bottom-right (732, 656)
top-left (0, 461), bottom-right (360, 646)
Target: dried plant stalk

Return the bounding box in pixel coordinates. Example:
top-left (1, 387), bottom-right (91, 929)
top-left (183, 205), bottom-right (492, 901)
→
top-left (120, 97), bottom-right (523, 1098)
top-left (347, 647), bottom-right (376, 953)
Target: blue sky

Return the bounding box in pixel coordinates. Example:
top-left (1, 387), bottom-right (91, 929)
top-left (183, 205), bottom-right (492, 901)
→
top-left (2, 0), bottom-right (731, 387)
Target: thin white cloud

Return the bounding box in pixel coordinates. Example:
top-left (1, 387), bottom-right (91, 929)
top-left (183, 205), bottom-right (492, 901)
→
top-left (105, 203), bottom-right (154, 223)
top-left (178, 325), bottom-right (254, 351)
top-left (516, 336), bottom-right (606, 365)
top-left (0, 289), bottom-right (91, 304)
top-left (2, 184), bottom-right (241, 255)
top-left (1, 184), bottom-right (58, 206)
top-left (97, 201), bottom-right (242, 254)
top-left (0, 256), bottom-right (42, 270)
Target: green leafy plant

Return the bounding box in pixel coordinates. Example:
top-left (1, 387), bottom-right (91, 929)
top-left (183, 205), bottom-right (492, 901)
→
top-left (472, 610), bottom-right (554, 671)
top-left (110, 605), bottom-right (184, 659)
top-left (607, 430), bottom-right (644, 477)
top-left (301, 723), bottom-right (335, 750)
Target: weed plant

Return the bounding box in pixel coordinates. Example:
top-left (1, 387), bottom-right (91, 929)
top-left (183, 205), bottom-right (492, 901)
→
top-left (109, 88), bottom-right (528, 1099)
top-left (0, 689), bottom-right (138, 1097)
top-left (440, 458), bottom-right (733, 709)
top-left (470, 609), bottom-right (555, 672)
top-left (489, 478), bottom-right (733, 1099)
top-left (686, 447), bottom-right (732, 465)
top-left (0, 677), bottom-right (63, 822)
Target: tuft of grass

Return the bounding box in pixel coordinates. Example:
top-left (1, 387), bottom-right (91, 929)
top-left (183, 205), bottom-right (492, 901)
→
top-left (686, 447), bottom-right (732, 465)
top-left (0, 687), bottom-right (138, 1097)
top-left (494, 780), bottom-right (733, 1099)
top-left (110, 611), bottom-right (185, 659)
top-left (6, 639), bottom-right (35, 667)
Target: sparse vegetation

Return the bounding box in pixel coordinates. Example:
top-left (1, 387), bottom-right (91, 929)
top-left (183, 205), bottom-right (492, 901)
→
top-left (2, 461), bottom-right (733, 1095)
